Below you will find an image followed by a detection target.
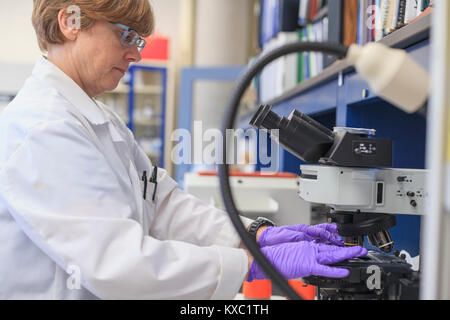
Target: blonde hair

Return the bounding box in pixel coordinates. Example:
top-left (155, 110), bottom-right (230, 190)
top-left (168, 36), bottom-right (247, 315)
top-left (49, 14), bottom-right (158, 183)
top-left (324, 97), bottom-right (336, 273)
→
top-left (32, 0), bottom-right (154, 52)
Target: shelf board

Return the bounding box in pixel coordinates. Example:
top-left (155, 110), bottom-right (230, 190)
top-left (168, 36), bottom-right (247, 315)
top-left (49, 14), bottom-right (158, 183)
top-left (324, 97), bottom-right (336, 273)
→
top-left (145, 151), bottom-right (160, 159)
top-left (102, 84), bottom-right (163, 95)
top-left (258, 14), bottom-right (431, 108)
top-left (134, 85), bottom-right (163, 95)
top-left (102, 84), bottom-right (129, 95)
top-left (381, 12), bottom-right (431, 49)
top-left (134, 118), bottom-right (162, 126)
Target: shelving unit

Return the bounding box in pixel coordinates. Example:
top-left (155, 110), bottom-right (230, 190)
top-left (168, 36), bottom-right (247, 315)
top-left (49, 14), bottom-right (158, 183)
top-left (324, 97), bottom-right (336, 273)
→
top-left (175, 66), bottom-right (246, 185)
top-left (238, 14), bottom-right (432, 256)
top-left (97, 63), bottom-right (168, 167)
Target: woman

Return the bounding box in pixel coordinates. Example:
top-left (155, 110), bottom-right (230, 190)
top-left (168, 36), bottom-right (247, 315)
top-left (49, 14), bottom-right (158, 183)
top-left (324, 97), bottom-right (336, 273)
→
top-left (0, 0), bottom-right (366, 299)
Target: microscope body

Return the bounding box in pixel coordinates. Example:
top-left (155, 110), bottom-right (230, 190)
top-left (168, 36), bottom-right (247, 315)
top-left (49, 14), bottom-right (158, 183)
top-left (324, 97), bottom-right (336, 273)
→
top-left (299, 165), bottom-right (426, 252)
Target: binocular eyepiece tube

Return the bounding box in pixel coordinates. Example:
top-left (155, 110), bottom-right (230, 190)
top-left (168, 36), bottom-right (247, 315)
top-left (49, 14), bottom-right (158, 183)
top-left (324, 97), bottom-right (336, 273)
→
top-left (250, 105), bottom-right (335, 163)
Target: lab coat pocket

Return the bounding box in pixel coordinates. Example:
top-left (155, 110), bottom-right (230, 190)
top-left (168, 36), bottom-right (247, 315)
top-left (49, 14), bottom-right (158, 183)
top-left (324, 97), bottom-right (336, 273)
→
top-left (142, 189), bottom-right (156, 234)
top-left (128, 161), bottom-right (147, 229)
top-left (137, 170), bottom-right (156, 235)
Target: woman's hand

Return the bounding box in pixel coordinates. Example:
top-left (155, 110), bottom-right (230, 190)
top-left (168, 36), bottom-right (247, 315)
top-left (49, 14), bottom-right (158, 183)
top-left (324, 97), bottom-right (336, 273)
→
top-left (247, 242), bottom-right (367, 282)
top-left (258, 223), bottom-right (345, 247)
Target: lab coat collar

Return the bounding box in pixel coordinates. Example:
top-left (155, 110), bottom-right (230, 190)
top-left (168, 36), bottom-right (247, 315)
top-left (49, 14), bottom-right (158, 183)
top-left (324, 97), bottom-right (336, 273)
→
top-left (32, 56), bottom-right (109, 126)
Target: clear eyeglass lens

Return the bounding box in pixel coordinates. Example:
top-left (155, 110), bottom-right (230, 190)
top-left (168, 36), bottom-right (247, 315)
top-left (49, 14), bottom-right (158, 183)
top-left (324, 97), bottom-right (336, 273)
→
top-left (121, 30), bottom-right (145, 52)
top-left (122, 30), bottom-right (137, 47)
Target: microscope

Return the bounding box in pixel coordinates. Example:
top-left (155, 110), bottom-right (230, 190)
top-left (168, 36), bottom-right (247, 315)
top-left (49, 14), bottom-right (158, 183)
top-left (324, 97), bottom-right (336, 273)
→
top-left (219, 41), bottom-right (430, 300)
top-left (250, 104), bottom-right (425, 300)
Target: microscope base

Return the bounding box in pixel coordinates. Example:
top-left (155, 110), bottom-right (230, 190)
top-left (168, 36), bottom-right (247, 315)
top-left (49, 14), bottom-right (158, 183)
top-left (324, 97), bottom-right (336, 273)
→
top-left (303, 251), bottom-right (420, 300)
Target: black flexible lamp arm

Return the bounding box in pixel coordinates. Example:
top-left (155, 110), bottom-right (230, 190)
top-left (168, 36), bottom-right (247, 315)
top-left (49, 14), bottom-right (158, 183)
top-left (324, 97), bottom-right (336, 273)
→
top-left (218, 42), bottom-right (349, 301)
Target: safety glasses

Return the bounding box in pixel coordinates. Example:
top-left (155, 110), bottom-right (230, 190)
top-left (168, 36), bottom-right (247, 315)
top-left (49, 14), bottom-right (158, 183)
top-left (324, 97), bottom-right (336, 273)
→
top-left (109, 22), bottom-right (147, 53)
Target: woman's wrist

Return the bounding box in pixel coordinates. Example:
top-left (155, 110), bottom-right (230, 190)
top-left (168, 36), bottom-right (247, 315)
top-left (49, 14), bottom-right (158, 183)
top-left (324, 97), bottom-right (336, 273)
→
top-left (244, 249), bottom-right (254, 282)
top-left (241, 224), bottom-right (269, 281)
top-left (256, 225), bottom-right (269, 242)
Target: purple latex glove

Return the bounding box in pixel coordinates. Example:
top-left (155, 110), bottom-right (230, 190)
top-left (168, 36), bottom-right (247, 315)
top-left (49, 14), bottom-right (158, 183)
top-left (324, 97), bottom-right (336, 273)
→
top-left (247, 242), bottom-right (367, 282)
top-left (258, 223), bottom-right (344, 247)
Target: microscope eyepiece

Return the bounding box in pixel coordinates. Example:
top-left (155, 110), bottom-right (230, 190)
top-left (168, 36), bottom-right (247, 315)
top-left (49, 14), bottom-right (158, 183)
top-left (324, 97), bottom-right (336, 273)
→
top-left (250, 105), bottom-right (335, 163)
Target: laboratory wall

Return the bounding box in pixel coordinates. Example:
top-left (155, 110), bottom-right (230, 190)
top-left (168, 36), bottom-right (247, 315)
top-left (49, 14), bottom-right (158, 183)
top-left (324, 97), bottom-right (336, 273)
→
top-left (0, 1), bottom-right (40, 98)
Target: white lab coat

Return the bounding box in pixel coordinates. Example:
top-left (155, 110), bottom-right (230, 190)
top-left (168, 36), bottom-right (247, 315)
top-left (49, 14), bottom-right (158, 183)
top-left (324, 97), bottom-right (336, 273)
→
top-left (0, 57), bottom-right (252, 300)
